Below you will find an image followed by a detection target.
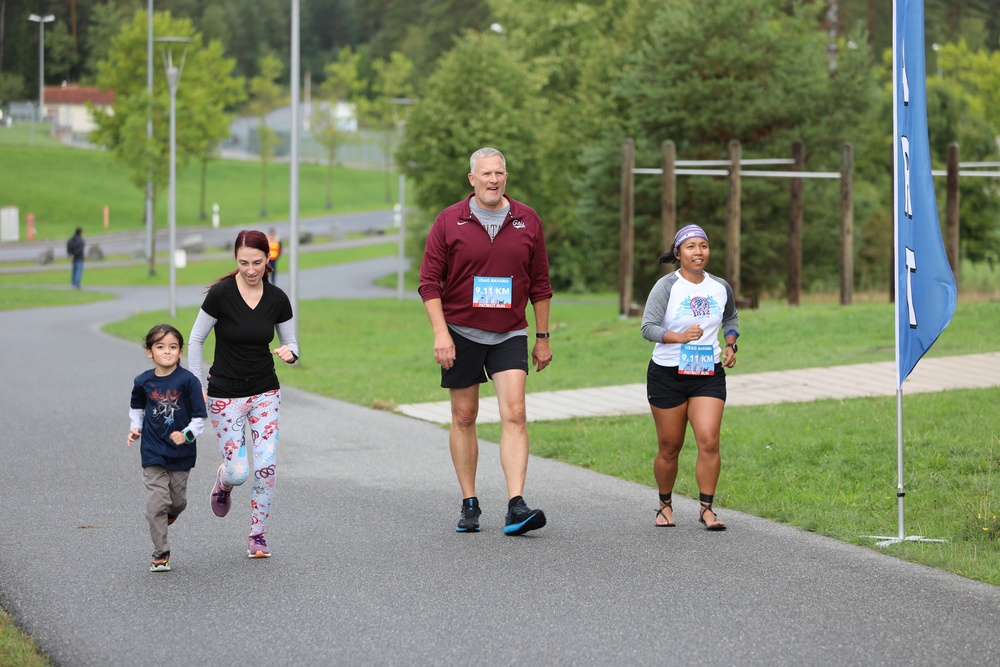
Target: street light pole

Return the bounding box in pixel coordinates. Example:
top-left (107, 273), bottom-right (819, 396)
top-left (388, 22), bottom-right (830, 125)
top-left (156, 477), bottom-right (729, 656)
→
top-left (156, 37), bottom-right (191, 319)
top-left (27, 14), bottom-right (55, 123)
top-left (146, 2), bottom-right (155, 271)
top-left (289, 0), bottom-right (300, 336)
top-left (391, 98), bottom-right (414, 301)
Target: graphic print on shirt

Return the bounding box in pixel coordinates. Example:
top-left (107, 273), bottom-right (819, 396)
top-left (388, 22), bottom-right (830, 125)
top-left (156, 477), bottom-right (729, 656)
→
top-left (673, 294), bottom-right (721, 320)
top-left (675, 294), bottom-right (721, 376)
top-left (150, 389), bottom-right (183, 435)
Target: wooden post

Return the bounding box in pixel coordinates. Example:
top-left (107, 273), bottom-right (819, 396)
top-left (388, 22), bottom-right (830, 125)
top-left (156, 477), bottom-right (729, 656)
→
top-left (619, 139), bottom-right (635, 318)
top-left (788, 140), bottom-right (804, 306)
top-left (840, 142), bottom-right (854, 305)
top-left (946, 142), bottom-right (960, 283)
top-left (726, 139), bottom-right (741, 298)
top-left (662, 140), bottom-right (677, 275)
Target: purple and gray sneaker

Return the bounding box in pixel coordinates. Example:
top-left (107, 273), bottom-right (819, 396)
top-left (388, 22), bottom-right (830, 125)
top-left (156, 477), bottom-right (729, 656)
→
top-left (248, 533), bottom-right (271, 558)
top-left (210, 465), bottom-right (232, 518)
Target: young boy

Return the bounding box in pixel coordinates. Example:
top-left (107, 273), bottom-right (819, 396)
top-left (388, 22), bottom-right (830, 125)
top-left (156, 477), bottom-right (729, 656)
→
top-left (128, 324), bottom-right (208, 571)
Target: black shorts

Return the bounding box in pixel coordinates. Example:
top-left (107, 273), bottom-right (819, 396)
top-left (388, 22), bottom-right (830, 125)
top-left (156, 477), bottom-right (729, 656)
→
top-left (442, 330), bottom-right (529, 389)
top-left (646, 359), bottom-right (727, 409)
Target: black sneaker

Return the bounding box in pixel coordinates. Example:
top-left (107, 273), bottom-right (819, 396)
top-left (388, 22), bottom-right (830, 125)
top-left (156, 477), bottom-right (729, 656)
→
top-left (456, 497), bottom-right (482, 532)
top-left (504, 499), bottom-right (546, 536)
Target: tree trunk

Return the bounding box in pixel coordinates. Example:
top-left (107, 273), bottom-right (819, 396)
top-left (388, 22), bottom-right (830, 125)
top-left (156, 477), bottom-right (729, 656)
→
top-left (0, 0), bottom-right (7, 73)
top-left (148, 190), bottom-right (157, 277)
top-left (326, 151), bottom-right (333, 209)
top-left (261, 154), bottom-right (268, 217)
top-left (199, 157), bottom-right (208, 220)
top-left (69, 0), bottom-right (78, 53)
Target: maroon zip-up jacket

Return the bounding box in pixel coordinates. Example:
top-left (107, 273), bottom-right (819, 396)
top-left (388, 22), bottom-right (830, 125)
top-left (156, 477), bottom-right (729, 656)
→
top-left (419, 194), bottom-right (553, 333)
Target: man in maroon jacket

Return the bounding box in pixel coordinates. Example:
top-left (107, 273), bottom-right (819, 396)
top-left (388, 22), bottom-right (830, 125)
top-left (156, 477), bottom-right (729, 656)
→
top-left (418, 147), bottom-right (553, 536)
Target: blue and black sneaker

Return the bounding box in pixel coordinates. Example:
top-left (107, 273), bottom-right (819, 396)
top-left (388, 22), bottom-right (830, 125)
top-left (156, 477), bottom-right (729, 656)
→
top-left (456, 497), bottom-right (482, 532)
top-left (504, 499), bottom-right (546, 536)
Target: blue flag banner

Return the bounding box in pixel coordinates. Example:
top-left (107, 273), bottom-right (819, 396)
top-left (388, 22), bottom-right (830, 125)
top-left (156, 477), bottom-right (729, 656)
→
top-left (893, 0), bottom-right (957, 389)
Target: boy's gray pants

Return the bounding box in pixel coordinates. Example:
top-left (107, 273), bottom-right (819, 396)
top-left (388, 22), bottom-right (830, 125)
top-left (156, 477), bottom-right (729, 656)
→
top-left (142, 466), bottom-right (189, 558)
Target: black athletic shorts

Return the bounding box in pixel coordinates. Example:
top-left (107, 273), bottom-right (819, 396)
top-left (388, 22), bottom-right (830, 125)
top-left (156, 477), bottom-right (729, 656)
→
top-left (441, 329), bottom-right (529, 389)
top-left (646, 359), bottom-right (727, 409)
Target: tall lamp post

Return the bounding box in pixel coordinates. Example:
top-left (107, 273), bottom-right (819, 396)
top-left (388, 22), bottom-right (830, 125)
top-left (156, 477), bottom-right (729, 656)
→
top-left (391, 98), bottom-right (413, 301)
top-left (28, 14), bottom-right (55, 123)
top-left (289, 0), bottom-right (300, 336)
top-left (156, 36), bottom-right (191, 318)
top-left (146, 2), bottom-right (155, 271)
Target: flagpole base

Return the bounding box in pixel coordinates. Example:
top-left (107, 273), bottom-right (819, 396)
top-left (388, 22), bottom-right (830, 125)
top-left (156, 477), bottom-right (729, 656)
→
top-left (864, 535), bottom-right (947, 548)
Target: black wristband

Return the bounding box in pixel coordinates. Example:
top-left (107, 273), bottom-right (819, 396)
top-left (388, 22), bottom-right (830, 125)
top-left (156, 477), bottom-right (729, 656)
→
top-left (535, 332), bottom-right (550, 339)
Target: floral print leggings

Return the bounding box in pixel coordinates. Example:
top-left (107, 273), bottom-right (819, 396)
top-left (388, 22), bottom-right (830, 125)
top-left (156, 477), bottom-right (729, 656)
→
top-left (208, 389), bottom-right (279, 535)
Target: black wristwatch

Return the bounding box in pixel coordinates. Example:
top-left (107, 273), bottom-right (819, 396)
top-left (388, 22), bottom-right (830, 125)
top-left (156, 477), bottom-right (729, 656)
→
top-left (726, 343), bottom-right (738, 353)
top-left (183, 429), bottom-right (195, 443)
top-left (536, 332), bottom-right (550, 339)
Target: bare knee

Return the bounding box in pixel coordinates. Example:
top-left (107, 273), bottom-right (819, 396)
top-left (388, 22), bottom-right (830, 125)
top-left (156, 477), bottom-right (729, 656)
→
top-left (697, 438), bottom-right (721, 457)
top-left (452, 406), bottom-right (478, 430)
top-left (501, 403), bottom-right (527, 429)
top-left (657, 439), bottom-right (684, 460)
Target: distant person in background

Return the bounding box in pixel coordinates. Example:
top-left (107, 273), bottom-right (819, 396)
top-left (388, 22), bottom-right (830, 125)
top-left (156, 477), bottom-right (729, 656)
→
top-left (267, 228), bottom-right (282, 284)
top-left (67, 227), bottom-right (85, 289)
top-left (641, 224), bottom-right (739, 531)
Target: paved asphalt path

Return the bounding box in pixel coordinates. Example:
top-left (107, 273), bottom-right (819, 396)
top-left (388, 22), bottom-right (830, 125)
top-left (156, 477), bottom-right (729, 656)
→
top-left (2, 260), bottom-right (999, 666)
top-left (0, 209), bottom-right (395, 264)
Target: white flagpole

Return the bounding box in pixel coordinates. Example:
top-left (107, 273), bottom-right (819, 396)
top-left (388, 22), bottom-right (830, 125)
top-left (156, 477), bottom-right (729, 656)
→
top-left (867, 0), bottom-right (944, 548)
top-left (892, 0), bottom-right (906, 544)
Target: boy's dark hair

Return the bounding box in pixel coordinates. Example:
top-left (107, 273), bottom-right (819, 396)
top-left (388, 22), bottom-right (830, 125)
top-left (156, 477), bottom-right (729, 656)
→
top-left (143, 323), bottom-right (184, 350)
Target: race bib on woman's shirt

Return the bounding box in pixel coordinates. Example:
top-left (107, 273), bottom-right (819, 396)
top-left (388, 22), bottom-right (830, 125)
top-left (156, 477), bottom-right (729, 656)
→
top-left (678, 343), bottom-right (714, 375)
top-left (473, 276), bottom-right (513, 308)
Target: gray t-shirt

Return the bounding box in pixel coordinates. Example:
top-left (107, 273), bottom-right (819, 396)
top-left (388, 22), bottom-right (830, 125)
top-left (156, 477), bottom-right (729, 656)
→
top-left (469, 197), bottom-right (509, 242)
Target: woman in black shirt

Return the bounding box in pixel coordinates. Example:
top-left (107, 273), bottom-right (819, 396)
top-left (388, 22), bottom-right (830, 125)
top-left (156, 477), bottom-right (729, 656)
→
top-left (189, 230), bottom-right (299, 558)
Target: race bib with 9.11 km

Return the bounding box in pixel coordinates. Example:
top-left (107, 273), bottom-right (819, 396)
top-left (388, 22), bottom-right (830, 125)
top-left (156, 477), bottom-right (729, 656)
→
top-left (678, 343), bottom-right (714, 375)
top-left (472, 276), bottom-right (513, 308)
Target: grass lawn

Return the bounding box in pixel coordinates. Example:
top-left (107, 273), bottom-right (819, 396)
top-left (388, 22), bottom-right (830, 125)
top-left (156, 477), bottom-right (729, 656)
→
top-left (1, 137), bottom-right (395, 243)
top-left (0, 609), bottom-right (52, 667)
top-left (0, 286), bottom-right (115, 310)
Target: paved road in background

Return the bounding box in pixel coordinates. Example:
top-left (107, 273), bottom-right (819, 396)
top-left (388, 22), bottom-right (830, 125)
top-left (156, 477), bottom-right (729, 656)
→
top-left (1, 248), bottom-right (998, 665)
top-left (0, 209), bottom-right (394, 264)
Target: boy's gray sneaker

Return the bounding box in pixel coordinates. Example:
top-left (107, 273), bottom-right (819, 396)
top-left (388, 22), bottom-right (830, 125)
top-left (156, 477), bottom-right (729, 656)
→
top-left (456, 497), bottom-right (482, 532)
top-left (150, 552), bottom-right (170, 572)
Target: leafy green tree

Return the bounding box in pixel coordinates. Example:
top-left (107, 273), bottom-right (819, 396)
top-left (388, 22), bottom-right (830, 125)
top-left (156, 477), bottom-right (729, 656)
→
top-left (573, 0), bottom-right (880, 296)
top-left (485, 0), bottom-right (643, 291)
top-left (396, 30), bottom-right (552, 262)
top-left (90, 9), bottom-right (244, 227)
top-left (43, 21), bottom-right (80, 84)
top-left (187, 39), bottom-right (245, 219)
top-left (247, 53), bottom-right (284, 217)
top-left (85, 2), bottom-right (140, 79)
top-left (314, 47), bottom-right (364, 209)
top-left (929, 41), bottom-right (1000, 265)
top-left (368, 51), bottom-right (415, 203)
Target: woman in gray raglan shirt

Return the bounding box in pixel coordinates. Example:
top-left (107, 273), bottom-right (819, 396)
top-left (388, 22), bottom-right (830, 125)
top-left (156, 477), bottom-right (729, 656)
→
top-left (641, 224), bottom-right (739, 531)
